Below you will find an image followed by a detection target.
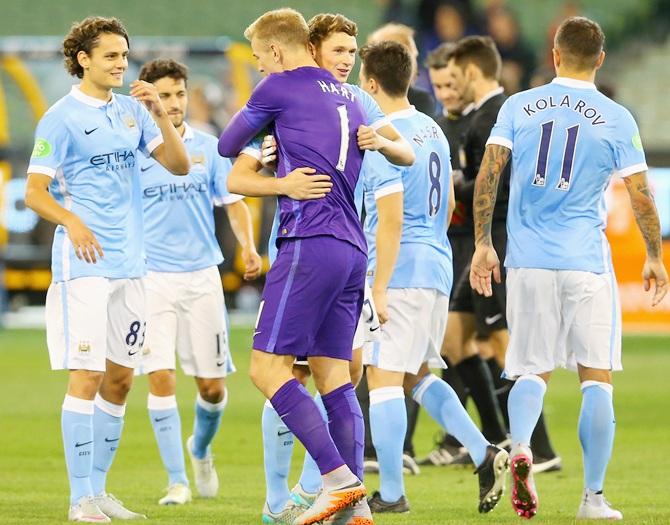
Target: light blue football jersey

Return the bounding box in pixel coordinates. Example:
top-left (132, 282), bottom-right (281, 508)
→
top-left (262, 82), bottom-right (388, 264)
top-left (487, 77), bottom-right (647, 273)
top-left (141, 122), bottom-right (242, 273)
top-left (363, 107), bottom-right (453, 296)
top-left (28, 85), bottom-right (163, 282)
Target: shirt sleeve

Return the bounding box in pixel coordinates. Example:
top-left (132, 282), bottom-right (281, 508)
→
top-left (27, 110), bottom-right (70, 177)
top-left (212, 153), bottom-right (244, 206)
top-left (136, 103), bottom-right (163, 156)
top-left (240, 135), bottom-right (264, 162)
top-left (486, 97), bottom-right (515, 150)
top-left (612, 109), bottom-right (647, 178)
top-left (362, 151), bottom-right (404, 200)
top-left (218, 76), bottom-right (282, 157)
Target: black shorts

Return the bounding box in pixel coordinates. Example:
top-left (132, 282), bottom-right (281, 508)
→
top-left (449, 233), bottom-right (474, 300)
top-left (450, 224), bottom-right (508, 337)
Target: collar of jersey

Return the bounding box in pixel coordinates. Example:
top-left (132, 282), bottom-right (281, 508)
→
top-left (70, 85), bottom-right (116, 107)
top-left (551, 77), bottom-right (596, 90)
top-left (181, 121), bottom-right (195, 141)
top-left (387, 106), bottom-right (417, 121)
top-left (474, 87), bottom-right (504, 110)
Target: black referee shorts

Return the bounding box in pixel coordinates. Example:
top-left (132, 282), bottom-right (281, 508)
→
top-left (449, 224), bottom-right (508, 337)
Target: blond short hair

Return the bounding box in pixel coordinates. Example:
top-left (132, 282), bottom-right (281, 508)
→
top-left (244, 8), bottom-right (310, 48)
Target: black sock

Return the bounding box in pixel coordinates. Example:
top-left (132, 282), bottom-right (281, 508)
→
top-left (486, 358), bottom-right (512, 431)
top-left (403, 396), bottom-right (420, 457)
top-left (442, 358), bottom-right (469, 406)
top-left (530, 411), bottom-right (557, 459)
top-left (456, 355), bottom-right (507, 443)
top-left (355, 373), bottom-right (376, 458)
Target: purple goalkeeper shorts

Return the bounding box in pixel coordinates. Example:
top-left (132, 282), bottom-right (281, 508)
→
top-left (253, 235), bottom-right (366, 361)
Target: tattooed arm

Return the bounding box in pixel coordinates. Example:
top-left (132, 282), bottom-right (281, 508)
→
top-left (473, 144), bottom-right (511, 246)
top-left (469, 144), bottom-right (511, 296)
top-left (623, 171), bottom-right (668, 306)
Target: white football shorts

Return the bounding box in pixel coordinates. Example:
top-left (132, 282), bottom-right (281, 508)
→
top-left (363, 288), bottom-right (448, 375)
top-left (138, 266), bottom-right (235, 378)
top-left (46, 277), bottom-right (146, 371)
top-left (504, 267), bottom-right (622, 379)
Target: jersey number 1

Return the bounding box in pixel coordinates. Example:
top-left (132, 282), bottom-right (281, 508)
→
top-left (532, 121), bottom-right (579, 191)
top-left (336, 105), bottom-right (349, 171)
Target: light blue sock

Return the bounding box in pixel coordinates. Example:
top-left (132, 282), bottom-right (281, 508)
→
top-left (508, 375), bottom-right (547, 449)
top-left (370, 387), bottom-right (406, 503)
top-left (262, 400), bottom-right (294, 513)
top-left (579, 381), bottom-right (615, 492)
top-left (90, 395), bottom-right (125, 496)
top-left (148, 394), bottom-right (188, 486)
top-left (62, 395), bottom-right (95, 504)
top-left (191, 392), bottom-right (226, 460)
top-left (297, 393), bottom-right (327, 494)
top-left (413, 374), bottom-right (489, 467)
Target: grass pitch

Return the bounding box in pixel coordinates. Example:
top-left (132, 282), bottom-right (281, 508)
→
top-left (1, 328), bottom-right (669, 524)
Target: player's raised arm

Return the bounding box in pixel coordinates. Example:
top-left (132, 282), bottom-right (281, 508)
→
top-left (623, 172), bottom-right (669, 306)
top-left (130, 80), bottom-right (190, 175)
top-left (469, 143), bottom-right (510, 296)
top-left (357, 123), bottom-right (415, 166)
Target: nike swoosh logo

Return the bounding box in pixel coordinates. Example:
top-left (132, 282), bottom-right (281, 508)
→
top-left (484, 313), bottom-right (503, 325)
top-left (154, 416), bottom-right (171, 422)
top-left (140, 165), bottom-right (152, 172)
top-left (369, 326), bottom-right (380, 332)
top-left (84, 128), bottom-right (98, 135)
top-left (216, 361), bottom-right (225, 367)
top-left (128, 349), bottom-right (139, 356)
top-left (253, 331), bottom-right (261, 337)
top-left (104, 437), bottom-right (120, 443)
top-left (75, 440), bottom-right (93, 448)
top-left (278, 429), bottom-right (292, 436)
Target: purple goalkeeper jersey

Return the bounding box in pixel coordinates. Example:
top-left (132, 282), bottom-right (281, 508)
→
top-left (218, 66), bottom-right (367, 253)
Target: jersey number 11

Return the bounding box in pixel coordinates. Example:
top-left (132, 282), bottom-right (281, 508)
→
top-left (532, 121), bottom-right (580, 191)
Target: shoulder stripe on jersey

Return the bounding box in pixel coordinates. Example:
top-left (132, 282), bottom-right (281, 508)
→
top-left (486, 136), bottom-right (513, 150)
top-left (27, 164), bottom-right (56, 178)
top-left (616, 162), bottom-right (648, 178)
top-left (374, 182), bottom-right (404, 200)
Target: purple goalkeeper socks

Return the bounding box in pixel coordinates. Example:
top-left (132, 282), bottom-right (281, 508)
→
top-left (322, 383), bottom-right (365, 480)
top-left (270, 379), bottom-right (345, 475)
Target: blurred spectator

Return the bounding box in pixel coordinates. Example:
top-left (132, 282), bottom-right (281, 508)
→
top-left (545, 2), bottom-right (580, 66)
top-left (529, 66), bottom-right (555, 88)
top-left (187, 82), bottom-right (220, 135)
top-left (377, 0), bottom-right (419, 27)
top-left (367, 22), bottom-right (436, 115)
top-left (486, 7), bottom-right (535, 91)
top-left (417, 0), bottom-right (479, 56)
